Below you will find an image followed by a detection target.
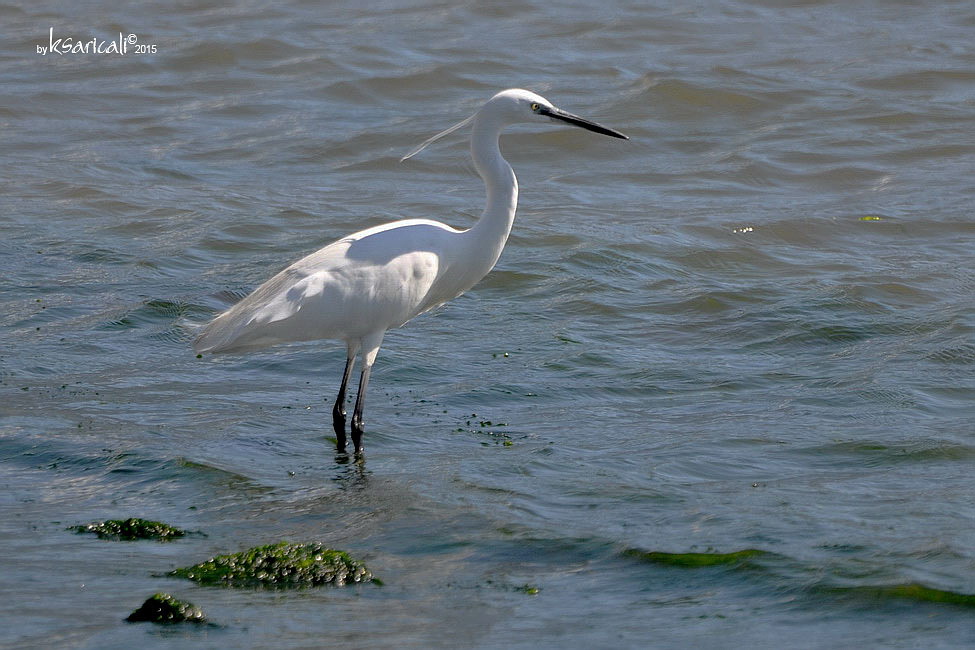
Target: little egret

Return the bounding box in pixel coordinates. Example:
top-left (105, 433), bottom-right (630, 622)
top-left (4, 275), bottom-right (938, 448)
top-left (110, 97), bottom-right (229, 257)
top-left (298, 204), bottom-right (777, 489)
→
top-left (195, 88), bottom-right (627, 453)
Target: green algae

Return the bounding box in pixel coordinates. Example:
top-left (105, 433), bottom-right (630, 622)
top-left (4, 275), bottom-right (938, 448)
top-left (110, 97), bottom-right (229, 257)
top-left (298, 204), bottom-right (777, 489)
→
top-left (70, 518), bottom-right (186, 541)
top-left (170, 542), bottom-right (378, 588)
top-left (828, 583), bottom-right (975, 608)
top-left (623, 548), bottom-right (769, 567)
top-left (126, 593), bottom-right (206, 624)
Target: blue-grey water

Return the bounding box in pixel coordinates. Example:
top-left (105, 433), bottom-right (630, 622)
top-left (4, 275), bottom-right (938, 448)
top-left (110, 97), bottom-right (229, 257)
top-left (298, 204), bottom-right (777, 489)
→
top-left (3, 0), bottom-right (975, 647)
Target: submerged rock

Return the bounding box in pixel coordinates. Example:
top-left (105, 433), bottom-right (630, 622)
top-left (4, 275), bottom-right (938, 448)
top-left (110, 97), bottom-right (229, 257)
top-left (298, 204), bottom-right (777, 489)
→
top-left (70, 518), bottom-right (186, 541)
top-left (126, 593), bottom-right (206, 624)
top-left (170, 541), bottom-right (378, 588)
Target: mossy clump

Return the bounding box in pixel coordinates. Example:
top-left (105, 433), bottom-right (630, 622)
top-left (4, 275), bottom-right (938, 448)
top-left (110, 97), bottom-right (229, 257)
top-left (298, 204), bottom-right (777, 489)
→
top-left (126, 593), bottom-right (206, 624)
top-left (170, 542), bottom-right (377, 588)
top-left (623, 548), bottom-right (769, 567)
top-left (70, 518), bottom-right (186, 541)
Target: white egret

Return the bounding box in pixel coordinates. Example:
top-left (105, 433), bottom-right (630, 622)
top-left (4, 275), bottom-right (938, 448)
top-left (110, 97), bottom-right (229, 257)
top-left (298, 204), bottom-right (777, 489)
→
top-left (195, 88), bottom-right (627, 453)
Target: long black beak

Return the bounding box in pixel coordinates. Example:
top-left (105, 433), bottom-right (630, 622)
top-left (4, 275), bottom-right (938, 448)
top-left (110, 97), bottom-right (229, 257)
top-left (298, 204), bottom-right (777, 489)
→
top-left (539, 105), bottom-right (628, 140)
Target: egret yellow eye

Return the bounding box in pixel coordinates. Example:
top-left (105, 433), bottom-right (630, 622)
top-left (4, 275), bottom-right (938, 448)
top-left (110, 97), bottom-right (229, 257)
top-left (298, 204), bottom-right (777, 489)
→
top-left (530, 103), bottom-right (540, 111)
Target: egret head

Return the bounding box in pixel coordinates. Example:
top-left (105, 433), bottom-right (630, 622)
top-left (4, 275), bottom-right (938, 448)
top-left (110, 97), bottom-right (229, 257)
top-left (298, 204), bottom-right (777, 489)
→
top-left (484, 88), bottom-right (628, 140)
top-left (400, 88), bottom-right (627, 161)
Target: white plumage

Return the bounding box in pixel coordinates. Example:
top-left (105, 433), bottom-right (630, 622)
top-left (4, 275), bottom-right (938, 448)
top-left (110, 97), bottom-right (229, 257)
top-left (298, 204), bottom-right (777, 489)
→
top-left (195, 88), bottom-right (627, 453)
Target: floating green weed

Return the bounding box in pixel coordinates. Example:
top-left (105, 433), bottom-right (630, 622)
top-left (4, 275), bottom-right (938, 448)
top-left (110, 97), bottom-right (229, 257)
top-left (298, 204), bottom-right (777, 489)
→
top-left (623, 548), bottom-right (769, 567)
top-left (830, 583), bottom-right (975, 608)
top-left (456, 413), bottom-right (513, 446)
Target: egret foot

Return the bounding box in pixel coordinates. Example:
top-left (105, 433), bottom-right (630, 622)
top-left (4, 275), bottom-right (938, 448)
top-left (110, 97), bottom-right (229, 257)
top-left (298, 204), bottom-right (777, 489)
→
top-left (350, 415), bottom-right (364, 454)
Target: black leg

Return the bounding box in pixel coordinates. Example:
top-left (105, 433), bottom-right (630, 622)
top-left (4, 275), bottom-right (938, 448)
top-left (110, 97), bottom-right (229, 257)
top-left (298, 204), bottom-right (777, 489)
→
top-left (350, 364), bottom-right (372, 454)
top-left (332, 354), bottom-right (355, 453)
top-left (348, 331), bottom-right (384, 454)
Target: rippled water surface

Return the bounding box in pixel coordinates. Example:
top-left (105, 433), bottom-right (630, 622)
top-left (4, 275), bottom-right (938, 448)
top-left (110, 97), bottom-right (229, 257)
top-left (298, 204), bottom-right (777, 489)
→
top-left (3, 0), bottom-right (975, 647)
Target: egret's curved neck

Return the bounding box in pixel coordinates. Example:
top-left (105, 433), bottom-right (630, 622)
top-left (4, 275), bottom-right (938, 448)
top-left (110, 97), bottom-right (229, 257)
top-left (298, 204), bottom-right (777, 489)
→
top-left (468, 112), bottom-right (518, 254)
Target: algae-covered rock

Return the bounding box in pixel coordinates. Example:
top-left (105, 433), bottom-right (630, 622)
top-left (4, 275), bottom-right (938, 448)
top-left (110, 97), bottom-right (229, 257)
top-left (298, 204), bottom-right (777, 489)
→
top-left (70, 518), bottom-right (186, 541)
top-left (170, 541), bottom-right (377, 588)
top-left (126, 593), bottom-right (206, 624)
top-left (623, 548), bottom-right (769, 567)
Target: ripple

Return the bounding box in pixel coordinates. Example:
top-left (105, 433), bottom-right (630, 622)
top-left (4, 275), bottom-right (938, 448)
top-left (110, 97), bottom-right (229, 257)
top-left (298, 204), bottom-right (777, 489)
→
top-left (927, 344), bottom-right (975, 364)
